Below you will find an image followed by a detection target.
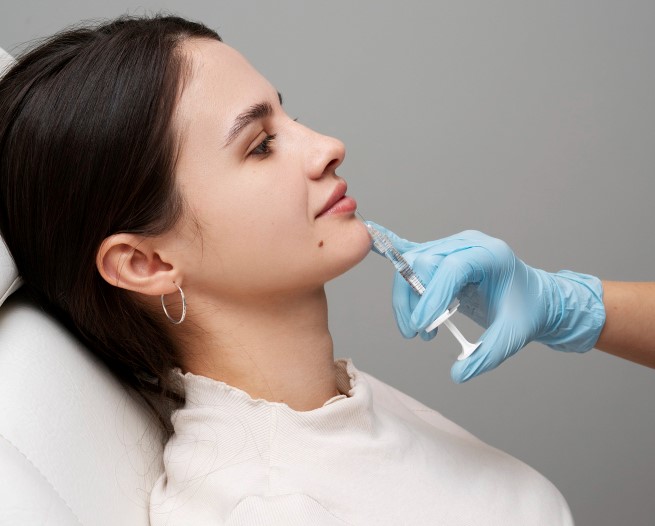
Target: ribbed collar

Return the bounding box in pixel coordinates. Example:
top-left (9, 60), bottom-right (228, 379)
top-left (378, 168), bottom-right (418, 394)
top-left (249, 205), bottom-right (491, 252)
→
top-left (176, 358), bottom-right (356, 408)
top-left (172, 358), bottom-right (375, 434)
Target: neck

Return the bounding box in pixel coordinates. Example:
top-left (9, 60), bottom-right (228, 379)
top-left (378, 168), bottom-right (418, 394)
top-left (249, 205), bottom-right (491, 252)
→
top-left (179, 287), bottom-right (339, 411)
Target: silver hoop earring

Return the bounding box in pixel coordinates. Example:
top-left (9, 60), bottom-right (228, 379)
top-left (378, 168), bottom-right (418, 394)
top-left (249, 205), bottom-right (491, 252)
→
top-left (161, 284), bottom-right (186, 325)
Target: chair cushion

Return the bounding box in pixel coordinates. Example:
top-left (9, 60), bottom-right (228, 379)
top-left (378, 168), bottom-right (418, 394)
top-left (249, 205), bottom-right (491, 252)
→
top-left (0, 46), bottom-right (12, 74)
top-left (0, 47), bottom-right (22, 307)
top-left (0, 294), bottom-right (164, 525)
top-left (0, 237), bottom-right (21, 306)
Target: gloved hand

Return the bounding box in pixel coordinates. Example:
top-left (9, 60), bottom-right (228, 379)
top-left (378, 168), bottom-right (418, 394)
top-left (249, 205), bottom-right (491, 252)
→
top-left (367, 222), bottom-right (606, 383)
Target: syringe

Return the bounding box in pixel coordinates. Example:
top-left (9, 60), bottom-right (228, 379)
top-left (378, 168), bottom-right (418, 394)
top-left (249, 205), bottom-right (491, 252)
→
top-left (363, 219), bottom-right (480, 361)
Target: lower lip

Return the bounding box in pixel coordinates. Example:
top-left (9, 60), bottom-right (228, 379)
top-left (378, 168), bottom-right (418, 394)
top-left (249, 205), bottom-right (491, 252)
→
top-left (318, 195), bottom-right (357, 218)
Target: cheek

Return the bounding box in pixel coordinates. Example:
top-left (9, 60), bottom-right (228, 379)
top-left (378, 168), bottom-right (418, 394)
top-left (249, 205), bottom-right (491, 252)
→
top-left (199, 217), bottom-right (371, 296)
top-left (189, 176), bottom-right (371, 294)
top-left (194, 192), bottom-right (313, 290)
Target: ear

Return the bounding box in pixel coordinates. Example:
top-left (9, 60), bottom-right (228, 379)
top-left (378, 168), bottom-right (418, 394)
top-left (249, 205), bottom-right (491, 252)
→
top-left (96, 233), bottom-right (181, 296)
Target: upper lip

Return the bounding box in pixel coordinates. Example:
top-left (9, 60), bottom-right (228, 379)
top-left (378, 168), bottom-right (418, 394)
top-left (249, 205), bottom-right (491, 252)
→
top-left (316, 180), bottom-right (348, 218)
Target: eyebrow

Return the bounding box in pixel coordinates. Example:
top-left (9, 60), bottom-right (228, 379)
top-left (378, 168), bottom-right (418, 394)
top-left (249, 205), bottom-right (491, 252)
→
top-left (224, 91), bottom-right (283, 147)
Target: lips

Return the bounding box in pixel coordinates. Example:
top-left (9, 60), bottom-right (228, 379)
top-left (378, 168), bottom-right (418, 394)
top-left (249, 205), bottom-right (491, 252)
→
top-left (316, 180), bottom-right (348, 218)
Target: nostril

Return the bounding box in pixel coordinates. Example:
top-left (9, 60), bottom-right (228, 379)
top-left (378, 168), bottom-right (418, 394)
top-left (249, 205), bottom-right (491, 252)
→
top-left (324, 157), bottom-right (341, 173)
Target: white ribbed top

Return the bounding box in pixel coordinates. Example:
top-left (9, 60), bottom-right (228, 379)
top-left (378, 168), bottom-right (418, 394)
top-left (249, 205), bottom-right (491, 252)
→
top-left (150, 359), bottom-right (573, 525)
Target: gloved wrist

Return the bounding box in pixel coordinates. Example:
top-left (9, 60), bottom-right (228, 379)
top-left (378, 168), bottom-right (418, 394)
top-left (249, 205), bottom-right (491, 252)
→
top-left (535, 270), bottom-right (606, 353)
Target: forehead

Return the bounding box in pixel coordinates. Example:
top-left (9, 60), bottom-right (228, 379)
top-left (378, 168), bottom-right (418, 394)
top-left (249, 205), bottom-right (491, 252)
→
top-left (176, 39), bottom-right (275, 132)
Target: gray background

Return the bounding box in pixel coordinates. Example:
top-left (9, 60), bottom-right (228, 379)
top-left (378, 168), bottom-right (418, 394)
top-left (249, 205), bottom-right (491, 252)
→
top-left (1, 1), bottom-right (653, 524)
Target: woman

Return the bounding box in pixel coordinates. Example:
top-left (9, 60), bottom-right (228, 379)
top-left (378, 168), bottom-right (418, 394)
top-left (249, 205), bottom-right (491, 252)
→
top-left (0, 15), bottom-right (572, 525)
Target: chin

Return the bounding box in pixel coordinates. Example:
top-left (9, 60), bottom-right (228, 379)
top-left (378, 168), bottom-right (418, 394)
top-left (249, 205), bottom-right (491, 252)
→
top-left (320, 218), bottom-right (372, 283)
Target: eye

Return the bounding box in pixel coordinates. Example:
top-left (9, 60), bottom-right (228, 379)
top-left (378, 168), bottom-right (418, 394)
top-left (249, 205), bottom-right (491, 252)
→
top-left (249, 134), bottom-right (276, 157)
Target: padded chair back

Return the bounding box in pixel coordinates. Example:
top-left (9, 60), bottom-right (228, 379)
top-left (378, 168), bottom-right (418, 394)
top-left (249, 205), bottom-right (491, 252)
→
top-left (0, 46), bottom-right (163, 526)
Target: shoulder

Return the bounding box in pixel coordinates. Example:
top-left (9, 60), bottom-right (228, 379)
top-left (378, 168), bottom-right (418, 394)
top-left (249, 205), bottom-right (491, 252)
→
top-left (353, 367), bottom-right (573, 525)
top-left (357, 367), bottom-right (481, 442)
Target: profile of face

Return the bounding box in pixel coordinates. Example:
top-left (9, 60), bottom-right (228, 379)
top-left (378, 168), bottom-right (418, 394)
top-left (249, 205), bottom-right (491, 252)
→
top-left (158, 39), bottom-right (371, 304)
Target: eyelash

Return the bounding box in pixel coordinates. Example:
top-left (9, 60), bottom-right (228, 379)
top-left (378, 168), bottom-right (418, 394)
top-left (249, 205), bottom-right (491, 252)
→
top-left (247, 118), bottom-right (297, 158)
top-left (250, 134), bottom-right (277, 157)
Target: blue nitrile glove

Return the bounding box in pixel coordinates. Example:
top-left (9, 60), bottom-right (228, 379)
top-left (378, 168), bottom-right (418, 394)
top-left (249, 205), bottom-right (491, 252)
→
top-left (366, 222), bottom-right (606, 383)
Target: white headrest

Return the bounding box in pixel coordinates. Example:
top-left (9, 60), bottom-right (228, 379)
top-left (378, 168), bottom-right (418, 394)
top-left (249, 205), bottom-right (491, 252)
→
top-left (0, 47), bottom-right (13, 75)
top-left (0, 47), bottom-right (22, 306)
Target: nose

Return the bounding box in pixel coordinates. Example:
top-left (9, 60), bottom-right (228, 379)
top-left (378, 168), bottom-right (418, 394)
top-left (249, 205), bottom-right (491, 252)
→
top-left (305, 129), bottom-right (346, 180)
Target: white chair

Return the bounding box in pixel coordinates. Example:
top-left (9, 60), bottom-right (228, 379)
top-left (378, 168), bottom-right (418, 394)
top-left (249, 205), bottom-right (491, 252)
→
top-left (0, 47), bottom-right (163, 526)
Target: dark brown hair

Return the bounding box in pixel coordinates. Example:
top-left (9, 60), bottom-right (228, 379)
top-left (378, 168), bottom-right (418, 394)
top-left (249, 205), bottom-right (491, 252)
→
top-left (0, 15), bottom-right (221, 435)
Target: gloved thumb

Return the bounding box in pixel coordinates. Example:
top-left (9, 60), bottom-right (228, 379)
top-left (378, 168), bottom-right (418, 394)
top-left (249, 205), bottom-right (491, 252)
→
top-left (365, 221), bottom-right (418, 255)
top-left (450, 313), bottom-right (527, 383)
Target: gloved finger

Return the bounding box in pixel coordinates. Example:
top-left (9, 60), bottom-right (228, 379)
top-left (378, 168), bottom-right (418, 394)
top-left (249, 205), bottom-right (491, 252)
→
top-left (450, 313), bottom-right (528, 383)
top-left (391, 272), bottom-right (420, 339)
top-left (365, 221), bottom-right (418, 255)
top-left (410, 253), bottom-right (445, 342)
top-left (393, 232), bottom-right (488, 263)
top-left (419, 326), bottom-right (438, 341)
top-left (410, 246), bottom-right (488, 331)
top-left (409, 251), bottom-right (446, 286)
top-left (392, 254), bottom-right (441, 341)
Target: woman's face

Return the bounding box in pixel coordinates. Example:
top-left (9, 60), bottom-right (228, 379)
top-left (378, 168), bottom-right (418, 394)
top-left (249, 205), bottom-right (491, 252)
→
top-left (170, 39), bottom-right (371, 300)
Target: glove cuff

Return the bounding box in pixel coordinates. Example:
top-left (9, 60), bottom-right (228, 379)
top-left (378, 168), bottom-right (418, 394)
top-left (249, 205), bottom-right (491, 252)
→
top-left (536, 270), bottom-right (606, 353)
